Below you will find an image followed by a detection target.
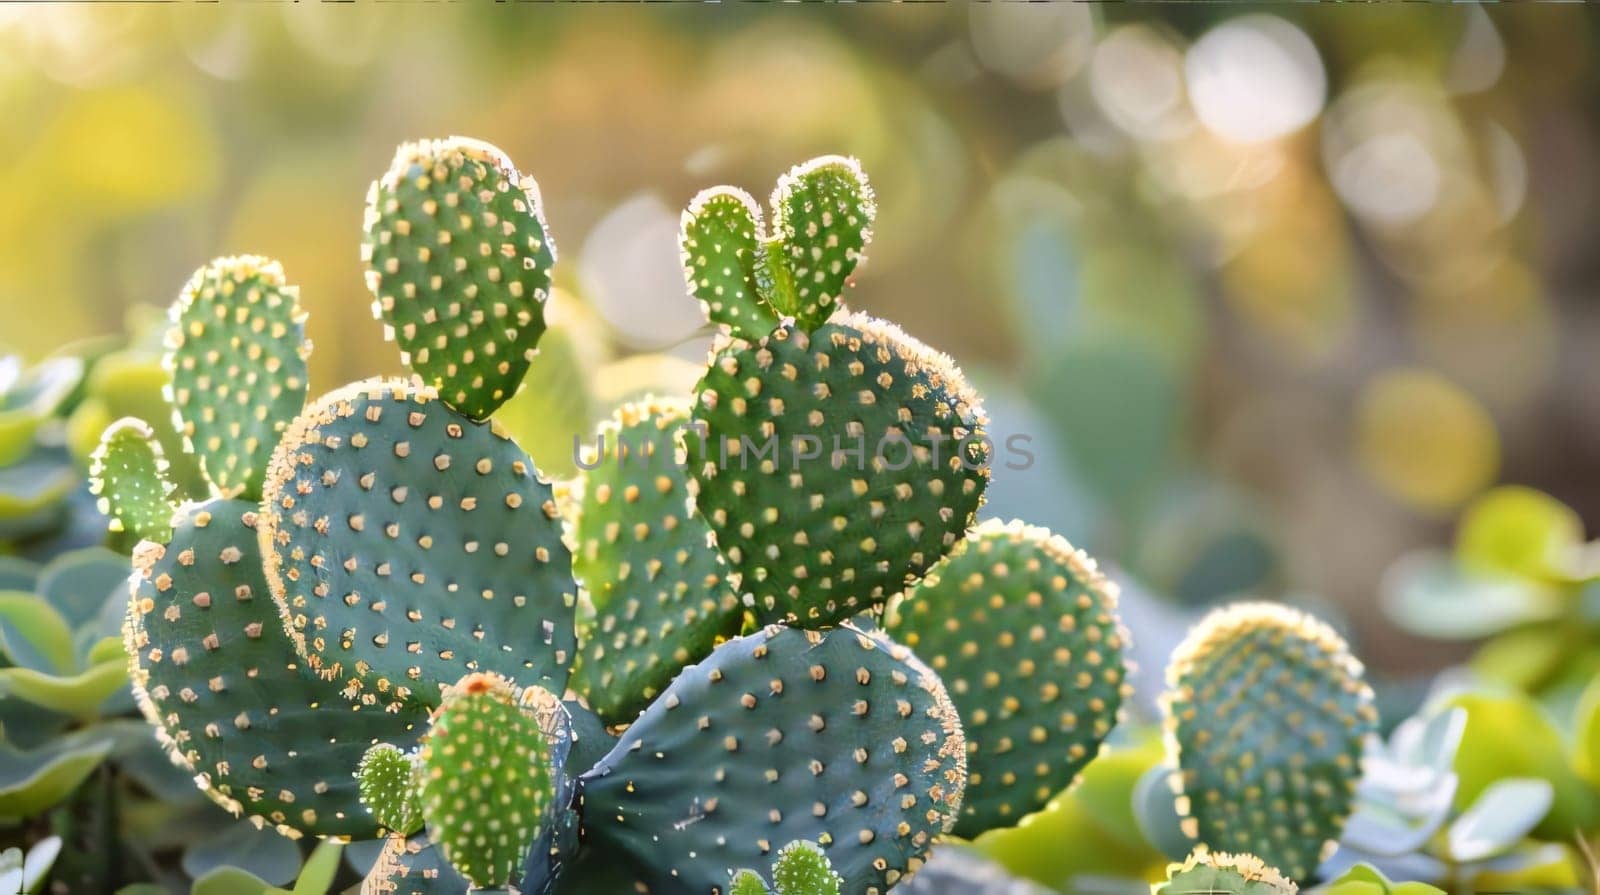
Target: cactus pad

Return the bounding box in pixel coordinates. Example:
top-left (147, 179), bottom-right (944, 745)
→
top-left (1153, 850), bottom-right (1298, 895)
top-left (362, 832), bottom-right (469, 895)
top-left (89, 417), bottom-right (176, 543)
top-left (687, 314), bottom-right (989, 626)
top-left (768, 157), bottom-right (875, 329)
top-left (569, 398), bottom-right (742, 724)
top-left (884, 519), bottom-right (1131, 837)
top-left (579, 623), bottom-right (966, 895)
top-left (260, 379), bottom-right (577, 711)
top-left (1161, 603), bottom-right (1378, 882)
top-left (358, 743), bottom-right (424, 837)
top-left (771, 840), bottom-right (842, 895)
top-left (164, 256), bottom-right (311, 499)
top-left (729, 870), bottom-right (770, 895)
top-left (125, 499), bottom-right (424, 838)
top-left (362, 137), bottom-right (556, 419)
top-left (681, 189), bottom-right (780, 342)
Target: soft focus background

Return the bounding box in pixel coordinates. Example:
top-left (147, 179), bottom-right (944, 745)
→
top-left (2, 3), bottom-right (1598, 707)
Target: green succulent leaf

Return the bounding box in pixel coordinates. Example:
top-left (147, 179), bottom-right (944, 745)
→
top-left (37, 547), bottom-right (138, 633)
top-left (0, 655), bottom-right (126, 720)
top-left (278, 840), bottom-right (343, 895)
top-left (884, 519), bottom-right (1131, 837)
top-left (126, 498), bottom-right (426, 838)
top-left (569, 397), bottom-right (743, 724)
top-left (768, 157), bottom-right (875, 330)
top-left (0, 731), bottom-right (113, 819)
top-left (0, 591), bottom-right (75, 675)
top-left (579, 623), bottom-right (966, 895)
top-left (191, 867), bottom-right (275, 895)
top-left (688, 315), bottom-right (990, 626)
top-left (362, 137), bottom-right (556, 419)
top-left (681, 187), bottom-right (780, 342)
top-left (1445, 777), bottom-right (1552, 864)
top-left (1160, 603), bottom-right (1378, 882)
top-left (88, 417), bottom-right (176, 543)
top-left (1574, 672), bottom-right (1600, 786)
top-left (0, 448), bottom-right (75, 539)
top-left (1444, 690), bottom-right (1596, 836)
top-left (164, 256), bottom-right (311, 500)
top-left (182, 820), bottom-right (302, 887)
top-left (1456, 485), bottom-right (1584, 581)
top-left (0, 835), bottom-right (61, 895)
top-left (1320, 863), bottom-right (1445, 895)
top-left (259, 379), bottom-right (577, 711)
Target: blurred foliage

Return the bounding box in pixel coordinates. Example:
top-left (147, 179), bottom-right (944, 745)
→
top-left (1, 3), bottom-right (1599, 893)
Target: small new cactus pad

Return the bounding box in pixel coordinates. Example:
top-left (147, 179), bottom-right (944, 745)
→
top-left (884, 519), bottom-right (1132, 837)
top-left (164, 255), bottom-right (311, 498)
top-left (362, 832), bottom-right (469, 895)
top-left (1161, 603), bottom-right (1378, 882)
top-left (569, 398), bottom-right (742, 724)
top-left (363, 137), bottom-right (556, 419)
top-left (126, 499), bottom-right (424, 838)
top-left (259, 379), bottom-right (577, 711)
top-left (680, 157), bottom-right (874, 339)
top-left (89, 417), bottom-right (176, 543)
top-left (728, 840), bottom-right (843, 895)
top-left (1153, 850), bottom-right (1298, 895)
top-left (730, 870), bottom-right (771, 895)
top-left (687, 314), bottom-right (989, 626)
top-left (579, 623), bottom-right (966, 895)
top-left (419, 672), bottom-right (555, 889)
top-left (359, 743), bottom-right (424, 836)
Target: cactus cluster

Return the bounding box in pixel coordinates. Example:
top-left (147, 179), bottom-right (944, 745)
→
top-left (1152, 850), bottom-right (1299, 895)
top-left (97, 136), bottom-right (1382, 895)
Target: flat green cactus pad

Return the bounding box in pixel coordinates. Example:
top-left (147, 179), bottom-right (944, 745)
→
top-left (361, 832), bottom-right (468, 895)
top-left (771, 840), bottom-right (842, 895)
top-left (126, 499), bottom-right (425, 839)
top-left (260, 379), bottom-right (577, 711)
top-left (681, 189), bottom-right (780, 343)
top-left (358, 743), bottom-right (424, 837)
top-left (1153, 850), bottom-right (1299, 895)
top-left (89, 417), bottom-right (175, 543)
top-left (884, 519), bottom-right (1131, 837)
top-left (729, 869), bottom-right (771, 895)
top-left (419, 672), bottom-right (555, 889)
top-left (579, 623), bottom-right (966, 895)
top-left (569, 398), bottom-right (742, 724)
top-left (1161, 603), bottom-right (1378, 882)
top-left (687, 314), bottom-right (989, 626)
top-left (362, 137), bottom-right (555, 419)
top-left (164, 256), bottom-right (310, 499)
top-left (768, 157), bottom-right (874, 329)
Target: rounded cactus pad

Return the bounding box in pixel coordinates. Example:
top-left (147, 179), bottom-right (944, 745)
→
top-left (729, 870), bottom-right (771, 895)
top-left (358, 743), bottom-right (424, 837)
top-left (1153, 850), bottom-right (1298, 895)
top-left (687, 314), bottom-right (989, 627)
top-left (1161, 603), bottom-right (1378, 882)
top-left (884, 519), bottom-right (1132, 837)
top-left (568, 398), bottom-right (742, 724)
top-left (125, 499), bottom-right (424, 838)
top-left (259, 379), bottom-right (577, 711)
top-left (89, 417), bottom-right (176, 543)
top-left (579, 623), bottom-right (966, 895)
top-left (164, 255), bottom-right (311, 499)
top-left (771, 840), bottom-right (842, 895)
top-left (419, 672), bottom-right (555, 889)
top-left (362, 137), bottom-right (556, 419)
top-left (680, 188), bottom-right (780, 343)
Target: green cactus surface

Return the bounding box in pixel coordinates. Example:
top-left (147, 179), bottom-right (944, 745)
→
top-left (771, 840), bottom-right (842, 895)
top-left (362, 137), bottom-right (556, 419)
top-left (883, 519), bottom-right (1132, 837)
top-left (88, 417), bottom-right (175, 543)
top-left (259, 378), bottom-right (577, 712)
top-left (568, 397), bottom-right (742, 724)
top-left (579, 623), bottom-right (966, 895)
top-left (419, 672), bottom-right (554, 889)
top-left (362, 832), bottom-right (469, 895)
top-left (1152, 850), bottom-right (1299, 895)
top-left (358, 743), bottom-right (424, 837)
top-left (680, 157), bottom-right (874, 340)
top-left (1161, 603), bottom-right (1378, 882)
top-left (125, 499), bottom-right (424, 838)
top-left (164, 255), bottom-right (311, 499)
top-left (687, 314), bottom-right (989, 626)
top-left (729, 870), bottom-right (771, 895)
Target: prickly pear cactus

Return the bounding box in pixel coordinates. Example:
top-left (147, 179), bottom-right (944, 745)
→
top-left (125, 499), bottom-right (425, 838)
top-left (729, 871), bottom-right (770, 895)
top-left (89, 417), bottom-right (175, 543)
top-left (259, 378), bottom-right (577, 711)
top-left (686, 315), bottom-right (989, 626)
top-left (1152, 850), bottom-right (1298, 895)
top-left (164, 255), bottom-right (310, 499)
top-left (359, 743), bottom-right (424, 837)
top-left (728, 840), bottom-right (842, 895)
top-left (567, 398), bottom-right (742, 724)
top-left (362, 137), bottom-right (556, 419)
top-left (579, 623), bottom-right (966, 895)
top-left (680, 157), bottom-right (874, 341)
top-left (418, 672), bottom-right (555, 889)
top-left (362, 832), bottom-right (469, 895)
top-left (883, 519), bottom-right (1131, 837)
top-left (1161, 603), bottom-right (1378, 882)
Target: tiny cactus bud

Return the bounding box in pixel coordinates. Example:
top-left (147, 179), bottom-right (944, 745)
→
top-left (358, 743), bottom-right (424, 837)
top-left (89, 416), bottom-right (175, 543)
top-left (772, 840), bottom-right (841, 895)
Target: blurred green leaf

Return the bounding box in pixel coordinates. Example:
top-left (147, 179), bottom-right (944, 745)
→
top-left (1445, 691), bottom-right (1596, 837)
top-left (1382, 551), bottom-right (1561, 640)
top-left (274, 840), bottom-right (342, 895)
top-left (1321, 863), bottom-right (1445, 895)
top-left (0, 449), bottom-right (75, 538)
top-left (1469, 841), bottom-right (1581, 890)
top-left (192, 867), bottom-right (275, 895)
top-left (0, 558), bottom-right (40, 593)
top-left (1457, 486), bottom-right (1584, 582)
top-left (1446, 778), bottom-right (1553, 863)
top-left (1469, 625), bottom-right (1572, 692)
top-left (37, 547), bottom-right (132, 631)
top-left (183, 821), bottom-right (301, 887)
top-left (0, 591), bottom-right (75, 674)
top-left (1574, 672), bottom-right (1600, 786)
top-left (0, 734), bottom-right (112, 819)
top-left (1131, 762), bottom-right (1192, 861)
top-left (0, 657), bottom-right (126, 720)
top-left (0, 836), bottom-right (61, 895)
